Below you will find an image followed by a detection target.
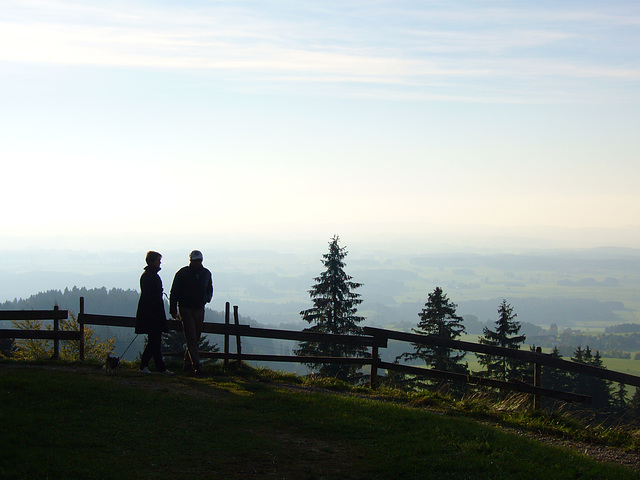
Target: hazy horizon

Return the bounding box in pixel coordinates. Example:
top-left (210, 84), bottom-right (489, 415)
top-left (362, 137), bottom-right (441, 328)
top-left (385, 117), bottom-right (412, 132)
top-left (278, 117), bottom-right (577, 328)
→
top-left (2, 234), bottom-right (640, 330)
top-left (2, 1), bottom-right (639, 298)
top-left (4, 222), bottom-right (640, 255)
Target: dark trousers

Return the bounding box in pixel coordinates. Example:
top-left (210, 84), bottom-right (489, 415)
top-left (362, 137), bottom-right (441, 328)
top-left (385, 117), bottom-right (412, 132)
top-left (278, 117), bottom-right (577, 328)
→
top-left (180, 307), bottom-right (205, 370)
top-left (140, 330), bottom-right (166, 372)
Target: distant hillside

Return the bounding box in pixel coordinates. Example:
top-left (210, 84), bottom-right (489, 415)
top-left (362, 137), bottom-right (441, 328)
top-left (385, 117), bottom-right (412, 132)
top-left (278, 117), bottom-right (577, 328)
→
top-left (0, 286), bottom-right (256, 324)
top-left (0, 286), bottom-right (139, 317)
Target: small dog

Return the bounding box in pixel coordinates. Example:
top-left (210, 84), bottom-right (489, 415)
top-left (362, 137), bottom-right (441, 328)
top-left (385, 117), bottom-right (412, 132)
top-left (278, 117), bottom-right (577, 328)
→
top-left (104, 354), bottom-right (120, 374)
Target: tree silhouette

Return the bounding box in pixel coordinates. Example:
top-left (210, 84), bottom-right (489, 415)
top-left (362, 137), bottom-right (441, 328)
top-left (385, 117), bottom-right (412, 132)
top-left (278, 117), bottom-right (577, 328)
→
top-left (161, 329), bottom-right (218, 366)
top-left (628, 387), bottom-right (640, 415)
top-left (570, 346), bottom-right (613, 409)
top-left (614, 383), bottom-right (628, 412)
top-left (294, 235), bottom-right (366, 382)
top-left (398, 287), bottom-right (468, 378)
top-left (540, 346), bottom-right (571, 392)
top-left (477, 300), bottom-right (526, 381)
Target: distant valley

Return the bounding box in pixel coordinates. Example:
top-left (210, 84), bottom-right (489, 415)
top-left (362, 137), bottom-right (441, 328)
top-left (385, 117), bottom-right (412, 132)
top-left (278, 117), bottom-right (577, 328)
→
top-left (2, 246), bottom-right (640, 367)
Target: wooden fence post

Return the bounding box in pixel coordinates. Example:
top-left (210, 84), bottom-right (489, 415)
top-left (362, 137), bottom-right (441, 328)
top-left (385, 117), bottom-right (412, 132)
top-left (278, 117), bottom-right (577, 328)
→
top-left (224, 302), bottom-right (230, 369)
top-left (533, 346), bottom-right (542, 410)
top-left (233, 305), bottom-right (242, 367)
top-left (79, 297), bottom-right (85, 361)
top-left (52, 305), bottom-right (60, 360)
top-left (370, 342), bottom-right (379, 389)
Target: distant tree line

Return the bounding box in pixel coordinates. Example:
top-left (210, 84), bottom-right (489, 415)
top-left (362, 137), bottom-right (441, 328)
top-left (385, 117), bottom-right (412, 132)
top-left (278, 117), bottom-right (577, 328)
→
top-left (0, 286), bottom-right (249, 323)
top-left (0, 286), bottom-right (140, 317)
top-left (539, 330), bottom-right (640, 357)
top-left (605, 323), bottom-right (640, 334)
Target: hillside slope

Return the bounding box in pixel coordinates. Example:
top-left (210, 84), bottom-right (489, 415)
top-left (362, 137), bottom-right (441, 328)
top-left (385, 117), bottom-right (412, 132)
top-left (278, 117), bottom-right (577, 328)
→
top-left (1, 363), bottom-right (639, 479)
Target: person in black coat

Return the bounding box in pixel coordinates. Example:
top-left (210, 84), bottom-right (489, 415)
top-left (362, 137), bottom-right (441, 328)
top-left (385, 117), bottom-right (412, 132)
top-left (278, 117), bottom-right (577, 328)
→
top-left (135, 251), bottom-right (172, 374)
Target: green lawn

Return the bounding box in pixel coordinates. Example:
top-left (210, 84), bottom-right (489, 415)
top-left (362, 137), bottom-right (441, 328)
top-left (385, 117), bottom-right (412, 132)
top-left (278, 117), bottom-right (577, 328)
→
top-left (1, 365), bottom-right (638, 480)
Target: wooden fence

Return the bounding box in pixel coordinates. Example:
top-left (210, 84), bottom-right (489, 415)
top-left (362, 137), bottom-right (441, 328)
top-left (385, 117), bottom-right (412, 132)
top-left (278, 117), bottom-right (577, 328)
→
top-left (75, 298), bottom-right (384, 367)
top-left (0, 306), bottom-right (76, 360)
top-left (362, 326), bottom-right (640, 407)
top-left (5, 298), bottom-right (640, 409)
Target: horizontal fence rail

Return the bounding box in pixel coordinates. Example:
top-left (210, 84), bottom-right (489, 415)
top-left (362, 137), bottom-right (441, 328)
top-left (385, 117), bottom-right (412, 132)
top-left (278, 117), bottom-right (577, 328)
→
top-left (362, 326), bottom-right (640, 389)
top-left (0, 306), bottom-right (71, 359)
top-left (0, 330), bottom-right (80, 341)
top-left (376, 361), bottom-right (590, 403)
top-left (198, 352), bottom-right (374, 366)
top-left (76, 298), bottom-right (383, 364)
top-left (77, 316), bottom-right (386, 347)
top-left (0, 309), bottom-right (68, 321)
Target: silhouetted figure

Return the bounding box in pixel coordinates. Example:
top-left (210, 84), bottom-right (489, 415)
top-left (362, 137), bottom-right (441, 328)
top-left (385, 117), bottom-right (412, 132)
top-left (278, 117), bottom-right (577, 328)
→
top-left (169, 250), bottom-right (213, 375)
top-left (135, 251), bottom-right (173, 375)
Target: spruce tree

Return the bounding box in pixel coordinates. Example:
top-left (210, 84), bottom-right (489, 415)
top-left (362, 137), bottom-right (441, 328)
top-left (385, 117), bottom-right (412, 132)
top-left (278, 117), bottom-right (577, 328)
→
top-left (589, 350), bottom-right (613, 409)
top-left (398, 287), bottom-right (468, 375)
top-left (541, 346), bottom-right (571, 392)
top-left (477, 300), bottom-right (526, 381)
top-left (572, 346), bottom-right (585, 363)
top-left (629, 387), bottom-right (640, 415)
top-left (614, 383), bottom-right (628, 412)
top-left (294, 235), bottom-right (366, 382)
top-left (570, 345), bottom-right (613, 409)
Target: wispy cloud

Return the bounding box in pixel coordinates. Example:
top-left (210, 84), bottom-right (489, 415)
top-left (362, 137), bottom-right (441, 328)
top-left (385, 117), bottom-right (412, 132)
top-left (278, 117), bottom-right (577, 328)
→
top-left (1, 0), bottom-right (639, 102)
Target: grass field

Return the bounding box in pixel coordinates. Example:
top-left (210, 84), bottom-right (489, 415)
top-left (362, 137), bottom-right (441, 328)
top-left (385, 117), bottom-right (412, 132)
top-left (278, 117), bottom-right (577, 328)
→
top-left (601, 357), bottom-right (640, 378)
top-left (1, 363), bottom-right (639, 480)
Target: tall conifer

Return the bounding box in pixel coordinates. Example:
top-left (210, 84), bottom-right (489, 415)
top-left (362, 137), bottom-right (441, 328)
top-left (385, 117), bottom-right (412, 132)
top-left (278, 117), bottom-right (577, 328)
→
top-left (398, 287), bottom-right (468, 376)
top-left (294, 236), bottom-right (366, 381)
top-left (478, 300), bottom-right (526, 381)
top-left (570, 345), bottom-right (613, 409)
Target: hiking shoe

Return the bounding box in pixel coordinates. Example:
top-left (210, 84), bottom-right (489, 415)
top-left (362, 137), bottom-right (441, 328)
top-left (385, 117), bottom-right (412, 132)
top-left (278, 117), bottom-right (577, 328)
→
top-left (139, 367), bottom-right (151, 374)
top-left (162, 370), bottom-right (174, 375)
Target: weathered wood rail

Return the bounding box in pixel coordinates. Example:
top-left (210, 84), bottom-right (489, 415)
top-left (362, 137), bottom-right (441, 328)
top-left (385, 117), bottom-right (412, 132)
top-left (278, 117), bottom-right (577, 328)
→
top-left (363, 326), bottom-right (640, 407)
top-left (0, 306), bottom-right (75, 360)
top-left (76, 298), bottom-right (383, 366)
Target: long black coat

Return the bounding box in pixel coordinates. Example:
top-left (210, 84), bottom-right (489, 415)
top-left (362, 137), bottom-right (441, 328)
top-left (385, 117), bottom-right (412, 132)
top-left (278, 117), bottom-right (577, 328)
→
top-left (135, 265), bottom-right (169, 335)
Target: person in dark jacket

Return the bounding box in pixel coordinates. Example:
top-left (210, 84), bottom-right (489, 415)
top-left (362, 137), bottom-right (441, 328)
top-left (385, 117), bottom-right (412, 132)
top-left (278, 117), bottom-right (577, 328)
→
top-left (135, 251), bottom-right (173, 375)
top-left (169, 250), bottom-right (213, 375)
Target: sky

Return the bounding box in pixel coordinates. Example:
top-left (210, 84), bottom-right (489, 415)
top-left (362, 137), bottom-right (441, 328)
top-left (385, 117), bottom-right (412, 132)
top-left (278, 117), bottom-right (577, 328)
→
top-left (2, 0), bottom-right (640, 256)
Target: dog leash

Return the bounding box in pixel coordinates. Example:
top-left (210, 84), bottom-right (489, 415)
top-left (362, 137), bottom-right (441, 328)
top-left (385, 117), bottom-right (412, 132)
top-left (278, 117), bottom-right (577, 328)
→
top-left (119, 334), bottom-right (139, 359)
